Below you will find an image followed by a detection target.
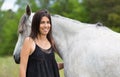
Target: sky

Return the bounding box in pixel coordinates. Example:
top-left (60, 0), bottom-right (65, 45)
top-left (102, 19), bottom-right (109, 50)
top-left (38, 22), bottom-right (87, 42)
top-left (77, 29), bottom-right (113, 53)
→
top-left (1, 0), bottom-right (19, 12)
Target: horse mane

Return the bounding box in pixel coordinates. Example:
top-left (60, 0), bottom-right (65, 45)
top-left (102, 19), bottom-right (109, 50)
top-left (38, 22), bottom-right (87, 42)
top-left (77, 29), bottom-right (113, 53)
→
top-left (52, 14), bottom-right (98, 33)
top-left (53, 14), bottom-right (104, 27)
top-left (53, 14), bottom-right (83, 25)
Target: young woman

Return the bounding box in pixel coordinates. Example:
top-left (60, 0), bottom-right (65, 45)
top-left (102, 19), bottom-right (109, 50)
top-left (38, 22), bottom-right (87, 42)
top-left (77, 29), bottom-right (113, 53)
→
top-left (20, 9), bottom-right (63, 77)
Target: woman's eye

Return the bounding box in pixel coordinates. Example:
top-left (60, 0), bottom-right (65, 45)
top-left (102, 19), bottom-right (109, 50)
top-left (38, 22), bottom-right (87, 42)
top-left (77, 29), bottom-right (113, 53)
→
top-left (40, 21), bottom-right (45, 24)
top-left (40, 21), bottom-right (50, 24)
top-left (47, 21), bottom-right (50, 24)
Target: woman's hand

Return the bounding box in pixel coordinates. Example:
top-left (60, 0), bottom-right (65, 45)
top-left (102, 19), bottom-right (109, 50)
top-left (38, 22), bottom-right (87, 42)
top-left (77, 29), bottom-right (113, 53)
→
top-left (57, 62), bottom-right (64, 70)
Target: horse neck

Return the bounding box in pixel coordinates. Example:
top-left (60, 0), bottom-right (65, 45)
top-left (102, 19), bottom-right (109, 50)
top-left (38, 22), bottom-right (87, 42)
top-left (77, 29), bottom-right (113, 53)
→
top-left (51, 15), bottom-right (90, 58)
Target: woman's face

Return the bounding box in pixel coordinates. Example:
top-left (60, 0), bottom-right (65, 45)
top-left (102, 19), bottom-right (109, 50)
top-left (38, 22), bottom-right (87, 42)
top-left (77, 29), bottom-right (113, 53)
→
top-left (39, 16), bottom-right (51, 36)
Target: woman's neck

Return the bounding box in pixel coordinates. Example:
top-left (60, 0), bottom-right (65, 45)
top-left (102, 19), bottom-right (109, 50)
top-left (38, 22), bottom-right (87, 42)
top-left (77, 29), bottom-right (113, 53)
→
top-left (37, 34), bottom-right (48, 41)
top-left (36, 34), bottom-right (51, 49)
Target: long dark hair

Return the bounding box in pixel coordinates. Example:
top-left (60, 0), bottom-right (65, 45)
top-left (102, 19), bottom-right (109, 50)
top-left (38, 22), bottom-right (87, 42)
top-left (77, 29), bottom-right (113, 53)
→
top-left (29, 9), bottom-right (57, 52)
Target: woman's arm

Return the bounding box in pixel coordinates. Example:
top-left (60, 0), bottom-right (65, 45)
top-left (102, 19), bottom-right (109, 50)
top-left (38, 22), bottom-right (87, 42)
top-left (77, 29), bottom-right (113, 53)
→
top-left (55, 52), bottom-right (64, 70)
top-left (19, 37), bottom-right (32, 77)
top-left (57, 62), bottom-right (64, 70)
top-left (55, 48), bottom-right (64, 70)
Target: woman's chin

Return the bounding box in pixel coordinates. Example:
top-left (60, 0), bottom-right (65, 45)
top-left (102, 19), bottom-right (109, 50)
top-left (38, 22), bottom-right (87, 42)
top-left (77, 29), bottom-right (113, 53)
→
top-left (41, 32), bottom-right (49, 35)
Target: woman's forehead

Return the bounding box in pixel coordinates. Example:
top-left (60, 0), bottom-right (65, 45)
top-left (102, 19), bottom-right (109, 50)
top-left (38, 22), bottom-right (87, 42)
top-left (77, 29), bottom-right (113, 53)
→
top-left (41, 16), bottom-right (50, 21)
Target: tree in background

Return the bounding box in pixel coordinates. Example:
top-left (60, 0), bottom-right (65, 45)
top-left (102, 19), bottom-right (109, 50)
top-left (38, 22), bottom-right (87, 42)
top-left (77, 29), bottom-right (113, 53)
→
top-left (50, 0), bottom-right (89, 22)
top-left (15, 0), bottom-right (55, 12)
top-left (83, 0), bottom-right (120, 32)
top-left (0, 0), bottom-right (5, 33)
top-left (0, 0), bottom-right (4, 8)
top-left (0, 10), bottom-right (18, 55)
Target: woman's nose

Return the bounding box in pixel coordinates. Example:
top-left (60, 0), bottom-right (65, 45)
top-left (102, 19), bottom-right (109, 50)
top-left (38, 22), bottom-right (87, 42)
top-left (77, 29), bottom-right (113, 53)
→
top-left (44, 22), bottom-right (49, 26)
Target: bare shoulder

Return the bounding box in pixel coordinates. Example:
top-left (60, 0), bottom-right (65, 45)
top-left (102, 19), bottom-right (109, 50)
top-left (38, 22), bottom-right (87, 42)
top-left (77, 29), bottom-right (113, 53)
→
top-left (22, 37), bottom-right (35, 53)
top-left (20, 37), bottom-right (35, 62)
top-left (24, 37), bottom-right (34, 43)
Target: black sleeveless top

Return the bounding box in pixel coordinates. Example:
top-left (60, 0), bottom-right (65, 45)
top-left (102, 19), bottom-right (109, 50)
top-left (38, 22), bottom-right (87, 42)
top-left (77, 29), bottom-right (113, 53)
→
top-left (26, 44), bottom-right (60, 77)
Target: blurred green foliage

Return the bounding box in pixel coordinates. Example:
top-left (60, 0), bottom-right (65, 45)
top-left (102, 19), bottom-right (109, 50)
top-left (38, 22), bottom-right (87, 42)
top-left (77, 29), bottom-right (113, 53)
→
top-left (0, 0), bottom-right (120, 56)
top-left (0, 10), bottom-right (21, 55)
top-left (50, 0), bottom-right (89, 22)
top-left (83, 0), bottom-right (120, 32)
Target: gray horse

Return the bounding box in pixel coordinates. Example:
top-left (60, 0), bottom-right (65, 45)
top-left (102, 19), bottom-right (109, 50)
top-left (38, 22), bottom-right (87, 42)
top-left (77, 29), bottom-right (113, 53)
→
top-left (13, 5), bottom-right (120, 77)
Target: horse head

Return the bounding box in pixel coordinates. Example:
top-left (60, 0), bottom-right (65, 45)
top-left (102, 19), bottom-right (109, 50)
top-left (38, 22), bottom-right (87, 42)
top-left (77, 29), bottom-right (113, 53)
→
top-left (13, 5), bottom-right (34, 64)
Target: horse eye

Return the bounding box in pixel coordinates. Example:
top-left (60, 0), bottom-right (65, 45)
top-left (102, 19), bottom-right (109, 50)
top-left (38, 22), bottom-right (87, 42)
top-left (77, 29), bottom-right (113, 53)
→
top-left (18, 30), bottom-right (23, 34)
top-left (18, 24), bottom-right (24, 34)
top-left (18, 27), bottom-right (24, 33)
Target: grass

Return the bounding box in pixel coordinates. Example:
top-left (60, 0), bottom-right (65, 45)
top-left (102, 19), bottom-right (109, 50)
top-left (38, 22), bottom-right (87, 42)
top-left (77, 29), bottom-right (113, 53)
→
top-left (0, 54), bottom-right (64, 77)
top-left (0, 56), bottom-right (19, 77)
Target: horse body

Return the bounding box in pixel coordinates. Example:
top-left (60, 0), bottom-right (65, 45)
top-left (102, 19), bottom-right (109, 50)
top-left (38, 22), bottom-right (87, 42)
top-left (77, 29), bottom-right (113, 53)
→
top-left (13, 5), bottom-right (120, 77)
top-left (52, 15), bottom-right (120, 77)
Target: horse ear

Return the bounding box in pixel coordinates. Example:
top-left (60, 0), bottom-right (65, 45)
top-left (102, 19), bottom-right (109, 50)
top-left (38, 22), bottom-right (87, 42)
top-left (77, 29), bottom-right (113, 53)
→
top-left (26, 4), bottom-right (31, 16)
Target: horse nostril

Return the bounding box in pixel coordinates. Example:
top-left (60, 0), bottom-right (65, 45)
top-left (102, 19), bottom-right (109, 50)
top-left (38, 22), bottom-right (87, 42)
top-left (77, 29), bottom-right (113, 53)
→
top-left (18, 29), bottom-right (23, 33)
top-left (13, 55), bottom-right (20, 64)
